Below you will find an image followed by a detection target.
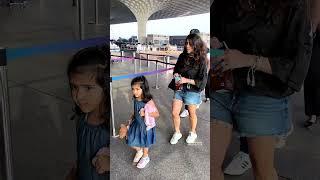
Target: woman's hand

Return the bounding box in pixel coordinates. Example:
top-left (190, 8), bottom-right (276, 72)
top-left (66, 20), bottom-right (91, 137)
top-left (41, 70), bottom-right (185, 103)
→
top-left (179, 77), bottom-right (188, 84)
top-left (92, 155), bottom-right (109, 174)
top-left (178, 77), bottom-right (196, 85)
top-left (211, 37), bottom-right (222, 49)
top-left (215, 49), bottom-right (254, 72)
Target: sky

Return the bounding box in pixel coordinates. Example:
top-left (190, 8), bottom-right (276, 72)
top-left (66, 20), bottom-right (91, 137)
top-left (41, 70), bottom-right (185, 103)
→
top-left (110, 13), bottom-right (210, 40)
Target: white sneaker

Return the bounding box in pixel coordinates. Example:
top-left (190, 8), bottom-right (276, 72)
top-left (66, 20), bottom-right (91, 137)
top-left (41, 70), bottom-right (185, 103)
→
top-left (133, 149), bottom-right (143, 163)
top-left (224, 151), bottom-right (252, 175)
top-left (137, 156), bottom-right (150, 169)
top-left (186, 132), bottom-right (197, 144)
top-left (180, 109), bottom-right (189, 118)
top-left (170, 132), bottom-right (182, 144)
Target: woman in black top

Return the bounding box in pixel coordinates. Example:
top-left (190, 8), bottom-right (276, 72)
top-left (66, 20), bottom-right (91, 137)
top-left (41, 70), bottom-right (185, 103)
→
top-left (169, 34), bottom-right (208, 145)
top-left (210, 0), bottom-right (313, 179)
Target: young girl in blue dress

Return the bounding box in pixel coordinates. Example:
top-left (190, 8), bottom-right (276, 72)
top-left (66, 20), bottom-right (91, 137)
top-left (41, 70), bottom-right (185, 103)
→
top-left (124, 76), bottom-right (159, 169)
top-left (65, 47), bottom-right (110, 180)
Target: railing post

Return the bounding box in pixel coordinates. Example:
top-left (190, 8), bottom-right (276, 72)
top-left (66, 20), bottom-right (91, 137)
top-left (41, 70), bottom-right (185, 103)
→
top-left (110, 81), bottom-right (118, 138)
top-left (77, 0), bottom-right (84, 40)
top-left (153, 61), bottom-right (160, 89)
top-left (133, 52), bottom-right (136, 73)
top-left (94, 0), bottom-right (99, 24)
top-left (0, 48), bottom-right (14, 180)
top-left (121, 51), bottom-right (124, 62)
top-left (139, 53), bottom-right (141, 69)
top-left (166, 56), bottom-right (170, 69)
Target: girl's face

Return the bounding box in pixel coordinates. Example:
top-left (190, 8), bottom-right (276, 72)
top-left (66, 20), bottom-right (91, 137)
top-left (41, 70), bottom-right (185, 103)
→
top-left (185, 39), bottom-right (194, 54)
top-left (131, 83), bottom-right (143, 99)
top-left (70, 72), bottom-right (104, 114)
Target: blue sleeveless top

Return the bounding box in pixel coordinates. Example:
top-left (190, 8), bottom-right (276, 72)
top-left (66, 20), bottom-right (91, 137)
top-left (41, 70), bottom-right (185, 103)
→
top-left (77, 114), bottom-right (109, 180)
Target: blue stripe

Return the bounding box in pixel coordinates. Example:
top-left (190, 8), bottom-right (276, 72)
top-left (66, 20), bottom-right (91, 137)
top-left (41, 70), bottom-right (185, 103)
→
top-left (6, 37), bottom-right (108, 61)
top-left (112, 67), bottom-right (174, 81)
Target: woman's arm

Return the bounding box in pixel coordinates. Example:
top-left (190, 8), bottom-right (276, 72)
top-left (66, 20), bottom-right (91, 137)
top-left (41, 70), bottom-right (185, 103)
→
top-left (216, 1), bottom-right (313, 91)
top-left (181, 77), bottom-right (196, 85)
top-left (173, 54), bottom-right (184, 76)
top-left (263, 1), bottom-right (313, 91)
top-left (220, 53), bottom-right (272, 74)
top-left (180, 60), bottom-right (208, 90)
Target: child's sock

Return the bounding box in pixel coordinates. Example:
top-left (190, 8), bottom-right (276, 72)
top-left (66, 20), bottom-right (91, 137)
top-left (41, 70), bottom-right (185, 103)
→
top-left (133, 149), bottom-right (143, 163)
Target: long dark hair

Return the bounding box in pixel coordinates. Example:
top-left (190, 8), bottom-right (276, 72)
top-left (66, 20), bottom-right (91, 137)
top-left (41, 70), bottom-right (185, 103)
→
top-left (67, 46), bottom-right (109, 122)
top-left (237, 0), bottom-right (309, 19)
top-left (183, 33), bottom-right (208, 64)
top-left (131, 76), bottom-right (153, 103)
top-left (212, 0), bottom-right (304, 18)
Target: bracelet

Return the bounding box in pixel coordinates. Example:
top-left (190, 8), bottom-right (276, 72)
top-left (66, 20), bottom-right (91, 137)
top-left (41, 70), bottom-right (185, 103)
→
top-left (256, 56), bottom-right (263, 69)
top-left (246, 56), bottom-right (259, 87)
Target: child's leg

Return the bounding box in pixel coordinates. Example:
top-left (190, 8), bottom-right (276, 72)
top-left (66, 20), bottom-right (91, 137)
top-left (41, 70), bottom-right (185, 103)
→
top-left (142, 148), bottom-right (149, 158)
top-left (132, 146), bottom-right (143, 163)
top-left (131, 146), bottom-right (142, 151)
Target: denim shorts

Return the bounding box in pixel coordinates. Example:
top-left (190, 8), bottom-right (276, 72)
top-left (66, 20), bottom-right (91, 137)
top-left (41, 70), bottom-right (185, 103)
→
top-left (174, 90), bottom-right (201, 105)
top-left (210, 90), bottom-right (291, 137)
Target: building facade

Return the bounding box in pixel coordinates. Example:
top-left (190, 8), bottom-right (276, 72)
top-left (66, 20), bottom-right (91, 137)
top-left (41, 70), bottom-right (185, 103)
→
top-left (146, 34), bottom-right (170, 46)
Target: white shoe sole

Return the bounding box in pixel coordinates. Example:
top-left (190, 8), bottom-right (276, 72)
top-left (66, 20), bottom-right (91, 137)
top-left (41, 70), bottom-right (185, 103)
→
top-left (170, 135), bottom-right (182, 145)
top-left (186, 136), bottom-right (197, 144)
top-left (180, 114), bottom-right (189, 118)
top-left (180, 110), bottom-right (189, 118)
top-left (137, 159), bottom-right (150, 169)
